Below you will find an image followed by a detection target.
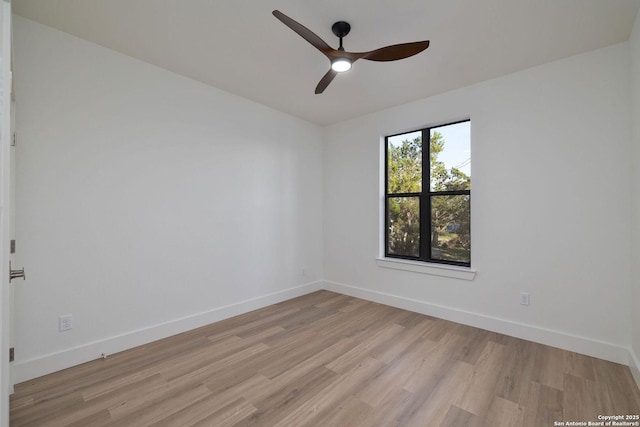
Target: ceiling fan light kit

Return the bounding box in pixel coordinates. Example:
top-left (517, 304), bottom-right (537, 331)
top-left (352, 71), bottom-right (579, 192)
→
top-left (272, 10), bottom-right (430, 94)
top-left (331, 58), bottom-right (352, 72)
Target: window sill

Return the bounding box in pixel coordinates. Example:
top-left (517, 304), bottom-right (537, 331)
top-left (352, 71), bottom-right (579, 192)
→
top-left (375, 258), bottom-right (476, 281)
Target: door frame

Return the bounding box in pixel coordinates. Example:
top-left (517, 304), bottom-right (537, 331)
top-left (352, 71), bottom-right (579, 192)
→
top-left (0, 0), bottom-right (12, 425)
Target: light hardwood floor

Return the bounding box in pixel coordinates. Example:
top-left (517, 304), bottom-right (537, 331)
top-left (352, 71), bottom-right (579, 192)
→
top-left (10, 290), bottom-right (640, 426)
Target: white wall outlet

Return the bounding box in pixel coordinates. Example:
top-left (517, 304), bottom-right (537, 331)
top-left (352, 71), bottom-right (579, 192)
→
top-left (59, 314), bottom-right (73, 331)
top-left (520, 292), bottom-right (530, 306)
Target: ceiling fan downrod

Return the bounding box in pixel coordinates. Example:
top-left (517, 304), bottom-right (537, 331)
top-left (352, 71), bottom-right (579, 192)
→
top-left (331, 21), bottom-right (351, 50)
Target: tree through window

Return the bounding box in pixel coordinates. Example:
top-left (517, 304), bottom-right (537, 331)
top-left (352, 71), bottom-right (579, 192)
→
top-left (385, 121), bottom-right (471, 266)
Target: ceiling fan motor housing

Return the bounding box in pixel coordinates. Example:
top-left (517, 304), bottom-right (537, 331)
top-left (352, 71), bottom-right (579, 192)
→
top-left (332, 21), bottom-right (351, 39)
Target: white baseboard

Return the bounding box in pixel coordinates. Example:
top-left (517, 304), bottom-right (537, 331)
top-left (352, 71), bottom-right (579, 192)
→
top-left (11, 281), bottom-right (323, 384)
top-left (324, 280), bottom-right (631, 366)
top-left (630, 348), bottom-right (640, 390)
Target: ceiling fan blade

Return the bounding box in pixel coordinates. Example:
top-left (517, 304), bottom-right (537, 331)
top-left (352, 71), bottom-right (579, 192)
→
top-left (315, 69), bottom-right (338, 94)
top-left (273, 10), bottom-right (334, 56)
top-left (361, 41), bottom-right (430, 62)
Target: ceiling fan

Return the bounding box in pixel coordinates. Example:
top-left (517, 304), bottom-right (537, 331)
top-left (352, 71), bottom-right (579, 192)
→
top-left (272, 10), bottom-right (430, 94)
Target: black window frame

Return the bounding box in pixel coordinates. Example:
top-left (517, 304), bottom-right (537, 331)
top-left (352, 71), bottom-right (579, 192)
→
top-left (384, 120), bottom-right (471, 267)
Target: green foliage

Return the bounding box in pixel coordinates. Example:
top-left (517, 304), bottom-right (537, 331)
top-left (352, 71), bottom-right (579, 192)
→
top-left (387, 131), bottom-right (470, 262)
top-left (430, 195), bottom-right (470, 262)
top-left (429, 131), bottom-right (470, 192)
top-left (387, 137), bottom-right (422, 194)
top-left (388, 197), bottom-right (420, 257)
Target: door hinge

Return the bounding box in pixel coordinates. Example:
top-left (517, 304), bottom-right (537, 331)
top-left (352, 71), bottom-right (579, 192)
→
top-left (10, 239), bottom-right (15, 254)
top-left (9, 347), bottom-right (14, 362)
top-left (11, 132), bottom-right (16, 147)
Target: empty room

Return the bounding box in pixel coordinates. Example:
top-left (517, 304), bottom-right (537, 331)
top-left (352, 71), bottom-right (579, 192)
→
top-left (0, 0), bottom-right (639, 425)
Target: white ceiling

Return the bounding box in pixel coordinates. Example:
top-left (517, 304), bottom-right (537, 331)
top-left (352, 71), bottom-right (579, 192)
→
top-left (12, 0), bottom-right (640, 126)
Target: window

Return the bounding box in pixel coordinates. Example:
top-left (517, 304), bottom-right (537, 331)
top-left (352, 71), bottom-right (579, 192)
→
top-left (385, 120), bottom-right (471, 267)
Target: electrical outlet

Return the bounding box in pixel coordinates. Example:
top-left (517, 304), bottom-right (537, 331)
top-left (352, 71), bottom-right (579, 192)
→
top-left (520, 292), bottom-right (530, 306)
top-left (59, 314), bottom-right (73, 332)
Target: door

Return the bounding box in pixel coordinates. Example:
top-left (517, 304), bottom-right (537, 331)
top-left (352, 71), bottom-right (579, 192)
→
top-left (0, 1), bottom-right (12, 425)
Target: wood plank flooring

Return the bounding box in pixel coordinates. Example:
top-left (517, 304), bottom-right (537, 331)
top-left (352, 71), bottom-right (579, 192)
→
top-left (10, 291), bottom-right (640, 426)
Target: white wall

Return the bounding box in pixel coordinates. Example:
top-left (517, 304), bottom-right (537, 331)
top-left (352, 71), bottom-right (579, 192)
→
top-left (324, 42), bottom-right (633, 363)
top-left (630, 9), bottom-right (640, 383)
top-left (12, 16), bottom-right (324, 382)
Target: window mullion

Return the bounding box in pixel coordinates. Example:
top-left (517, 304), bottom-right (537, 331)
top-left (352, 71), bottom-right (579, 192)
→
top-left (421, 128), bottom-right (431, 262)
